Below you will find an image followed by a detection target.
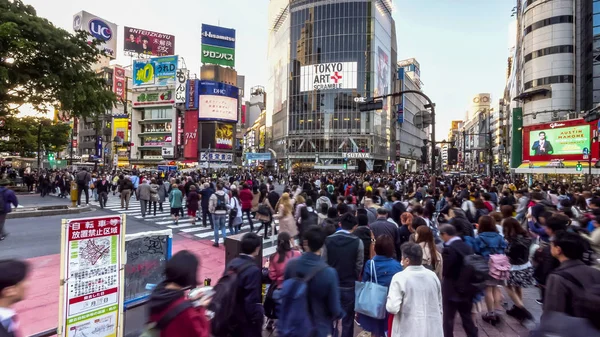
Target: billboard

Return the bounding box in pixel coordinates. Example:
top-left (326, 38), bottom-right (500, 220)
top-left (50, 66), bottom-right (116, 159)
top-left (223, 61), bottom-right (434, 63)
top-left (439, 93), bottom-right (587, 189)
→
top-left (113, 67), bottom-right (126, 102)
top-left (183, 110), bottom-right (198, 159)
top-left (186, 79), bottom-right (198, 110)
top-left (73, 11), bottom-right (117, 59)
top-left (215, 123), bottom-right (234, 150)
top-left (123, 26), bottom-right (175, 56)
top-left (175, 69), bottom-right (187, 104)
top-left (523, 119), bottom-right (597, 162)
top-left (198, 80), bottom-right (239, 122)
top-left (133, 56), bottom-right (178, 87)
top-left (201, 24), bottom-right (236, 49)
top-left (201, 44), bottom-right (235, 67)
top-left (300, 62), bottom-right (358, 92)
top-left (247, 152), bottom-right (272, 161)
top-left (133, 89), bottom-right (174, 107)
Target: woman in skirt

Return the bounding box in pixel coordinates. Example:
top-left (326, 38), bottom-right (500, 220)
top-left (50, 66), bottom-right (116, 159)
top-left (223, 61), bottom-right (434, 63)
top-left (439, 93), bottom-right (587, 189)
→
top-left (502, 218), bottom-right (535, 321)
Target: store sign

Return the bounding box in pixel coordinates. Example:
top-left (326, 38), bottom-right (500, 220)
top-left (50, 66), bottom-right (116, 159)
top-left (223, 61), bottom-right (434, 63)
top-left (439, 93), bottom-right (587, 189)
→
top-left (161, 146), bottom-right (175, 158)
top-left (201, 24), bottom-right (236, 49)
top-left (201, 44), bottom-right (235, 67)
top-left (300, 62), bottom-right (358, 92)
top-left (59, 215), bottom-right (124, 337)
top-left (133, 90), bottom-right (174, 106)
top-left (123, 26), bottom-right (175, 56)
top-left (215, 123), bottom-right (233, 150)
top-left (144, 155), bottom-right (163, 160)
top-left (246, 152), bottom-right (272, 161)
top-left (73, 11), bottom-right (117, 58)
top-left (175, 69), bottom-right (187, 104)
top-left (343, 152), bottom-right (372, 159)
top-left (186, 79), bottom-right (198, 110)
top-left (198, 80), bottom-right (238, 122)
top-left (133, 56), bottom-right (178, 87)
top-left (200, 152), bottom-right (234, 162)
top-left (113, 67), bottom-right (126, 102)
top-left (528, 124), bottom-right (590, 156)
top-left (183, 110), bottom-right (198, 160)
top-left (144, 136), bottom-right (172, 146)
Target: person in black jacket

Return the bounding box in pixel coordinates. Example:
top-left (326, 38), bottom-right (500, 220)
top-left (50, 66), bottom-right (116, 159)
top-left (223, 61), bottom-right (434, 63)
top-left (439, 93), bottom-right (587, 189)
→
top-left (95, 174), bottom-right (111, 209)
top-left (391, 191), bottom-right (407, 225)
top-left (446, 208), bottom-right (475, 239)
top-left (439, 224), bottom-right (478, 337)
top-left (322, 213), bottom-right (364, 337)
top-left (225, 233), bottom-right (263, 337)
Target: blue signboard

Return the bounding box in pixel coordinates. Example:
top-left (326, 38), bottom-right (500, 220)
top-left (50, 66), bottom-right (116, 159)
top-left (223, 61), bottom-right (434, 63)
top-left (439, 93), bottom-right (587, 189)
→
top-left (201, 24), bottom-right (236, 49)
top-left (186, 79), bottom-right (199, 110)
top-left (397, 67), bottom-right (404, 81)
top-left (246, 152), bottom-right (272, 161)
top-left (133, 56), bottom-right (178, 87)
top-left (157, 165), bottom-right (177, 172)
top-left (198, 80), bottom-right (238, 98)
top-left (96, 136), bottom-right (103, 157)
top-left (198, 80), bottom-right (239, 122)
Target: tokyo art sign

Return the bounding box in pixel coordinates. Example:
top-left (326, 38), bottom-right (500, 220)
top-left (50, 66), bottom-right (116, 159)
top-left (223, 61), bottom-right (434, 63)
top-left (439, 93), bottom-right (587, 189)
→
top-left (300, 62), bottom-right (358, 92)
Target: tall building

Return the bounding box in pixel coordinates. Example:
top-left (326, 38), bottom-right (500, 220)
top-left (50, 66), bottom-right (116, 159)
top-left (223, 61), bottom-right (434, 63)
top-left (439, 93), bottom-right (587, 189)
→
top-left (267, 0), bottom-right (399, 172)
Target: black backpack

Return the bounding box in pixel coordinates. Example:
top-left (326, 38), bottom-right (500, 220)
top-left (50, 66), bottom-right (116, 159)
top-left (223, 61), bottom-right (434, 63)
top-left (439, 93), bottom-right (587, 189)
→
top-left (553, 269), bottom-right (600, 330)
top-left (209, 261), bottom-right (255, 337)
top-left (506, 235), bottom-right (532, 266)
top-left (452, 246), bottom-right (490, 296)
top-left (302, 211), bottom-right (319, 228)
top-left (215, 194), bottom-right (227, 211)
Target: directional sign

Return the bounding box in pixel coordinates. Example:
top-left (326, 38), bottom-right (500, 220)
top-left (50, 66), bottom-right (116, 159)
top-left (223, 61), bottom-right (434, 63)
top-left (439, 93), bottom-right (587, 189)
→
top-left (583, 147), bottom-right (589, 155)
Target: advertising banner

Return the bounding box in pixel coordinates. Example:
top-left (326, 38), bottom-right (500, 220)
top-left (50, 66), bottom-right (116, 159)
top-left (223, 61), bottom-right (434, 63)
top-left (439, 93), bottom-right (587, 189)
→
top-left (215, 123), bottom-right (234, 150)
top-left (198, 80), bottom-right (239, 122)
top-left (201, 44), bottom-right (235, 67)
top-left (123, 26), bottom-right (175, 56)
top-left (300, 62), bottom-right (358, 92)
top-left (144, 136), bottom-right (172, 146)
top-left (59, 215), bottom-right (125, 337)
top-left (113, 67), bottom-right (126, 102)
top-left (133, 56), bottom-right (178, 87)
top-left (259, 126), bottom-right (266, 148)
top-left (186, 79), bottom-right (198, 110)
top-left (73, 11), bottom-right (117, 59)
top-left (175, 69), bottom-right (187, 104)
top-left (133, 90), bottom-right (174, 107)
top-left (246, 152), bottom-right (272, 161)
top-left (201, 24), bottom-right (236, 49)
top-left (241, 105), bottom-right (246, 124)
top-left (522, 119), bottom-right (597, 162)
top-left (183, 110), bottom-right (199, 159)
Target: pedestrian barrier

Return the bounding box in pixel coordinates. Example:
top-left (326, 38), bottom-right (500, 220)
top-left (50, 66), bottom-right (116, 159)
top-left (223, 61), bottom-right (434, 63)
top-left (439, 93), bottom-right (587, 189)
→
top-left (27, 298), bottom-right (149, 337)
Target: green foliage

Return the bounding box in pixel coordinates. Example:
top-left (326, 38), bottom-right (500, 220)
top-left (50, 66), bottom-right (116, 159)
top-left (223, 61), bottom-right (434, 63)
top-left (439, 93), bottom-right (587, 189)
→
top-left (0, 116), bottom-right (71, 156)
top-left (0, 0), bottom-right (116, 118)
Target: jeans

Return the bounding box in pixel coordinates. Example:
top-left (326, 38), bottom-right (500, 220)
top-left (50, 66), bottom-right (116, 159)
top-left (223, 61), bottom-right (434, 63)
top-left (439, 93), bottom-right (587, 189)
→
top-left (92, 188), bottom-right (98, 201)
top-left (334, 287), bottom-right (355, 337)
top-left (243, 209), bottom-right (253, 232)
top-left (98, 192), bottom-right (108, 208)
top-left (443, 299), bottom-right (478, 337)
top-left (77, 185), bottom-right (89, 205)
top-left (212, 214), bottom-right (227, 245)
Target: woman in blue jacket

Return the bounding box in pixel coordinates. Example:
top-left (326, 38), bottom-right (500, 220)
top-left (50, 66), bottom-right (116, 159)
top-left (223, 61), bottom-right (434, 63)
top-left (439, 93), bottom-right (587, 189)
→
top-left (357, 234), bottom-right (403, 337)
top-left (473, 215), bottom-right (507, 326)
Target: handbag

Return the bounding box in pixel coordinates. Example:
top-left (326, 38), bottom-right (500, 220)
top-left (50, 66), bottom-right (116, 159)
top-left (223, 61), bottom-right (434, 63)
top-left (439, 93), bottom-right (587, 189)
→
top-left (354, 260), bottom-right (388, 319)
top-left (229, 197), bottom-right (239, 218)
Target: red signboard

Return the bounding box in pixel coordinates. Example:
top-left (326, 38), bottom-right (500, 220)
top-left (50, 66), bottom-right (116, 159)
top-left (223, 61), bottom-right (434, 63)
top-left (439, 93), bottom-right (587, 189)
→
top-left (241, 104), bottom-right (246, 125)
top-left (123, 26), bottom-right (175, 56)
top-left (113, 67), bottom-right (126, 102)
top-left (522, 118), bottom-right (599, 162)
top-left (183, 110), bottom-right (198, 160)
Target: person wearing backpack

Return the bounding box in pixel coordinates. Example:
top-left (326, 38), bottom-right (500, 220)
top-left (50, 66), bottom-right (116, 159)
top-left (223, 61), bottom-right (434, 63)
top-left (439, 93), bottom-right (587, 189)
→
top-left (439, 224), bottom-right (478, 337)
top-left (472, 215), bottom-right (508, 325)
top-left (541, 231), bottom-right (600, 332)
top-left (209, 183), bottom-right (231, 248)
top-left (0, 180), bottom-right (18, 241)
top-left (147, 250), bottom-right (210, 337)
top-left (321, 213), bottom-right (364, 337)
top-left (502, 218), bottom-right (535, 322)
top-left (278, 226), bottom-right (343, 337)
top-left (213, 233), bottom-right (263, 337)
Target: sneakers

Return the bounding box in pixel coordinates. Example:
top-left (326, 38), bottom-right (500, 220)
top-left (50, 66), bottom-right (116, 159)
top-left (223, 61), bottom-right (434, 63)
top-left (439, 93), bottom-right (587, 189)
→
top-left (212, 243), bottom-right (219, 248)
top-left (535, 299), bottom-right (543, 305)
top-left (506, 305), bottom-right (534, 322)
top-left (482, 312), bottom-right (500, 326)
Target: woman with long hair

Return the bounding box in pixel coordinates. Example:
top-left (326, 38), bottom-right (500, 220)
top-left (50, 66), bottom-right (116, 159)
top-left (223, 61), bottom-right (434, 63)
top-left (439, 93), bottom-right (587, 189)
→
top-left (229, 189), bottom-right (243, 234)
top-left (415, 226), bottom-right (442, 280)
top-left (275, 193), bottom-right (298, 238)
top-left (502, 218), bottom-right (535, 321)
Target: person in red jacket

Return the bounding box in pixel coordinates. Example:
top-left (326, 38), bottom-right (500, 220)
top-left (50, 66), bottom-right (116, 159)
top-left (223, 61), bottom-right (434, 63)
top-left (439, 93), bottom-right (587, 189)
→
top-left (147, 250), bottom-right (210, 337)
top-left (239, 183), bottom-right (255, 232)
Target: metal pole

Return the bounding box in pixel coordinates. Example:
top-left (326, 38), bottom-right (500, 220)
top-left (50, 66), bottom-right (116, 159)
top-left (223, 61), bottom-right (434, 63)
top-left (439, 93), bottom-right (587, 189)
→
top-left (37, 123), bottom-right (42, 170)
top-left (70, 117), bottom-right (74, 167)
top-left (431, 105), bottom-right (436, 177)
top-left (463, 130), bottom-right (466, 171)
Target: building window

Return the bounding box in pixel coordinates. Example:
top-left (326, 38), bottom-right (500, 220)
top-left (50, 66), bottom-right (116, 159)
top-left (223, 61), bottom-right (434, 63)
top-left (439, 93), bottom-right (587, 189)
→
top-left (143, 108), bottom-right (171, 120)
top-left (524, 15), bottom-right (573, 36)
top-left (523, 75), bottom-right (574, 90)
top-left (524, 45), bottom-right (573, 63)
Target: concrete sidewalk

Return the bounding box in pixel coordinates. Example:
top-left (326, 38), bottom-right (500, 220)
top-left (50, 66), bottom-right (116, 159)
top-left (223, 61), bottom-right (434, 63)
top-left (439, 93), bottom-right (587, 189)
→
top-left (15, 194), bottom-right (75, 208)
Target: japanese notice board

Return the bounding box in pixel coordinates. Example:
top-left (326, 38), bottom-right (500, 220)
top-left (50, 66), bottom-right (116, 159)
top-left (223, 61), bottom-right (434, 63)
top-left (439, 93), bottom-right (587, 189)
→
top-left (58, 215), bottom-right (126, 337)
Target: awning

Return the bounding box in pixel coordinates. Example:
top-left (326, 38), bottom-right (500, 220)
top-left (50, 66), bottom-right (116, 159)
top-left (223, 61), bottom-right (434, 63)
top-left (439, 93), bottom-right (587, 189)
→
top-left (515, 161), bottom-right (600, 174)
top-left (513, 85), bottom-right (551, 101)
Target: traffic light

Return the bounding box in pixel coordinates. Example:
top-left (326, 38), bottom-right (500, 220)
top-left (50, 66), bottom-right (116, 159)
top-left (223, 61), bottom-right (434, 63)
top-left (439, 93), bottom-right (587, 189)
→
top-left (48, 153), bottom-right (55, 161)
top-left (576, 161), bottom-right (583, 172)
top-left (448, 148), bottom-right (458, 165)
top-left (343, 157), bottom-right (348, 170)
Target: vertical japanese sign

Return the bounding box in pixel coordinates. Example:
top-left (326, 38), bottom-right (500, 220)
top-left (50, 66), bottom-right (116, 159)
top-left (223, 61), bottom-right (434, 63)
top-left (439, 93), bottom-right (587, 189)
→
top-left (113, 67), bottom-right (126, 102)
top-left (175, 69), bottom-right (187, 104)
top-left (183, 110), bottom-right (199, 159)
top-left (58, 215), bottom-right (126, 337)
top-left (186, 79), bottom-right (198, 110)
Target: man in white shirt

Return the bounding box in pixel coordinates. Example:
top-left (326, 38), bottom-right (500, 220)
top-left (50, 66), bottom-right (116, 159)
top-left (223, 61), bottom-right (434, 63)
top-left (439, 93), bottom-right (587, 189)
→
top-left (0, 259), bottom-right (29, 337)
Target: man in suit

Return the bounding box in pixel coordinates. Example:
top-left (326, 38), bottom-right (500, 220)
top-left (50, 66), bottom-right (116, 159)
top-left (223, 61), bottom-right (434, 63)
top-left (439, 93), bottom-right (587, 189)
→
top-left (531, 131), bottom-right (554, 155)
top-left (439, 224), bottom-right (478, 337)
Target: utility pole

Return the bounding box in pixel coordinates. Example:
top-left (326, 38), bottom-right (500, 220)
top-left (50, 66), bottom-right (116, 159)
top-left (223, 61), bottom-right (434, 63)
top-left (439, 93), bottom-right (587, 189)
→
top-left (463, 130), bottom-right (466, 171)
top-left (37, 123), bottom-right (42, 170)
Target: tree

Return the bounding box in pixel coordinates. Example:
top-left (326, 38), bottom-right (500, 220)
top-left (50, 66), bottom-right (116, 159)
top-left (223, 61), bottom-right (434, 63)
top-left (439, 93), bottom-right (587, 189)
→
top-left (0, 116), bottom-right (70, 156)
top-left (0, 0), bottom-right (116, 118)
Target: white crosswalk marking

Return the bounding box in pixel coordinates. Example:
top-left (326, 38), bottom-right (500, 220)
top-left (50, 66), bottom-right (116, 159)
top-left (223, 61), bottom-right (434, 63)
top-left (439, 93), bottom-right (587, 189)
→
top-left (92, 197), bottom-right (282, 256)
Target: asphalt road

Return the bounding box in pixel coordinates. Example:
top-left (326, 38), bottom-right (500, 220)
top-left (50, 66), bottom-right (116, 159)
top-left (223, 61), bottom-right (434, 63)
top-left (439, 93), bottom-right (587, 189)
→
top-left (0, 207), bottom-right (182, 260)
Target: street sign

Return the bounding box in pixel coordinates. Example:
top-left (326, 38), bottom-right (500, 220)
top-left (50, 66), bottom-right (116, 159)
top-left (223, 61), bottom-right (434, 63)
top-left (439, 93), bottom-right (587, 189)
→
top-left (583, 147), bottom-right (589, 155)
top-left (358, 99), bottom-right (383, 111)
top-left (353, 97), bottom-right (367, 103)
top-left (584, 154), bottom-right (589, 160)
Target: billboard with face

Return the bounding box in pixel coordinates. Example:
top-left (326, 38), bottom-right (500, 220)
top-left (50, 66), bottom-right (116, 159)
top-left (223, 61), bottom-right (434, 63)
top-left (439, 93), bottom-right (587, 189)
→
top-left (123, 26), bottom-right (175, 56)
top-left (522, 119), bottom-right (598, 161)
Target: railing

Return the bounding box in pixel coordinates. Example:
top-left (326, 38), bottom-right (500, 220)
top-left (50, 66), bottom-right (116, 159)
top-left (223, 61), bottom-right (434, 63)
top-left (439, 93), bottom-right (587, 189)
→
top-left (28, 299), bottom-right (149, 337)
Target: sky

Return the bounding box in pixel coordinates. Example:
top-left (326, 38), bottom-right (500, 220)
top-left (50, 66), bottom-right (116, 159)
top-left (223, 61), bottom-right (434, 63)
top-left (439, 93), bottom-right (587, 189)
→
top-left (21, 0), bottom-right (515, 134)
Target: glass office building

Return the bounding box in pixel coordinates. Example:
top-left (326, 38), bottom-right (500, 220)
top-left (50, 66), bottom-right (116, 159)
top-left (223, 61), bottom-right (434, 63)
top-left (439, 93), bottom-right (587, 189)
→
top-left (267, 0), bottom-right (397, 172)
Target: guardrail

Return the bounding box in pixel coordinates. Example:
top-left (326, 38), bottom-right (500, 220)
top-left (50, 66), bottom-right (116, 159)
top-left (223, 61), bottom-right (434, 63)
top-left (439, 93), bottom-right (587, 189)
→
top-left (28, 299), bottom-right (149, 337)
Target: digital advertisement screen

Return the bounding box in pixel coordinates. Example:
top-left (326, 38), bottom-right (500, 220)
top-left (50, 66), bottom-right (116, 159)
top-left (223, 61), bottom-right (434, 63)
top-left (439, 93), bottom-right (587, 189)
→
top-left (528, 124), bottom-right (590, 157)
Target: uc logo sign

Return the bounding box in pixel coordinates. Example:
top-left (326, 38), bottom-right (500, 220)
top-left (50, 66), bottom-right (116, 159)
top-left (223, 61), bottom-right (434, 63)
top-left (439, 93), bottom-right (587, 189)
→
top-left (89, 19), bottom-right (112, 41)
